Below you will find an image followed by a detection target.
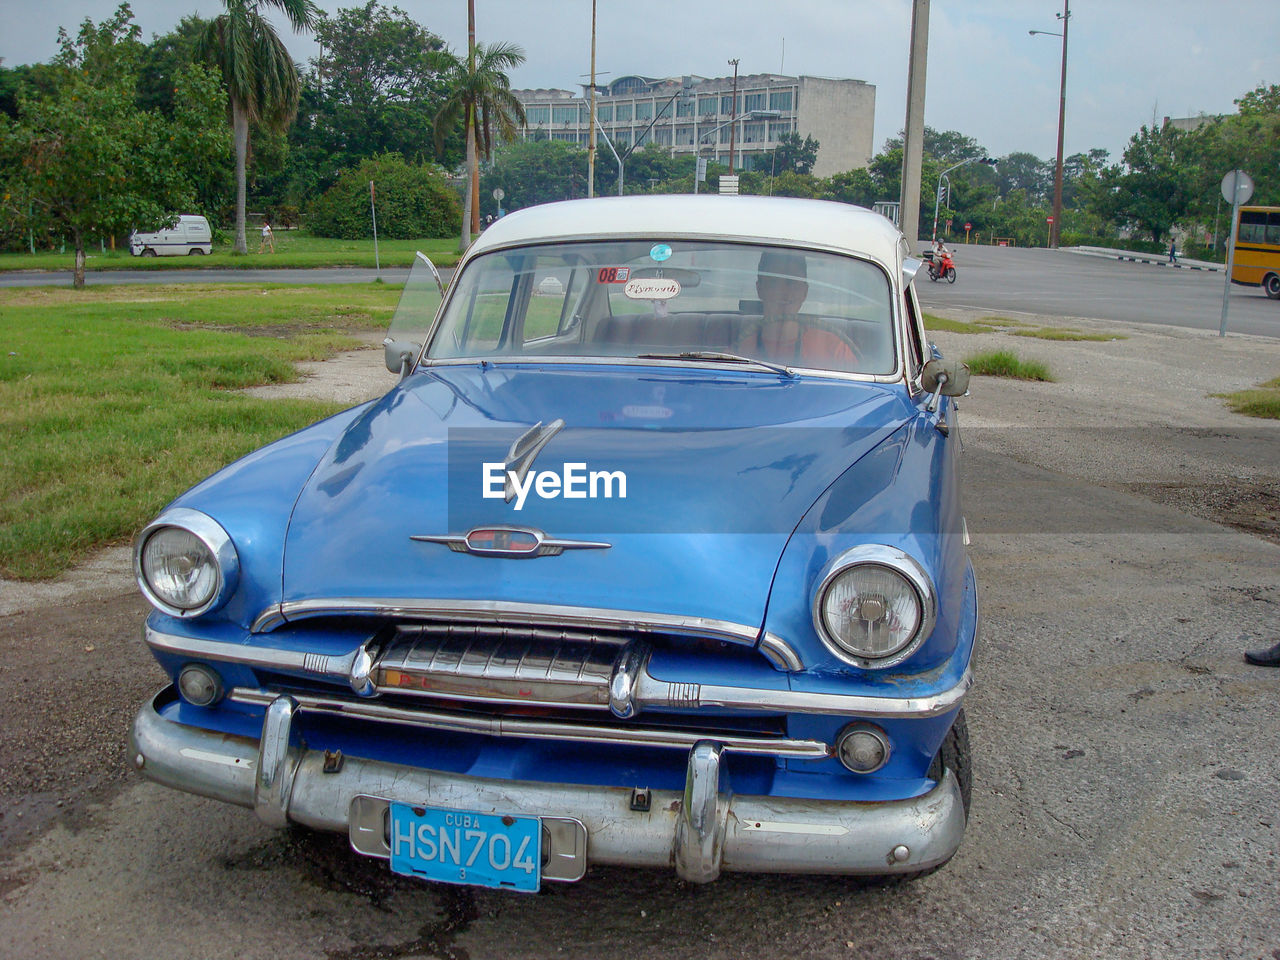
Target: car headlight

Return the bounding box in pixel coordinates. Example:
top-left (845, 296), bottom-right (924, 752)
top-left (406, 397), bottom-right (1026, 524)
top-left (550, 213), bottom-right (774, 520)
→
top-left (812, 545), bottom-right (936, 668)
top-left (135, 508), bottom-right (239, 617)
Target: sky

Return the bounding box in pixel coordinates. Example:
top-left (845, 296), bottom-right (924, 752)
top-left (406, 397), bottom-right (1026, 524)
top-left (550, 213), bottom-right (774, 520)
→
top-left (3, 0), bottom-right (1278, 165)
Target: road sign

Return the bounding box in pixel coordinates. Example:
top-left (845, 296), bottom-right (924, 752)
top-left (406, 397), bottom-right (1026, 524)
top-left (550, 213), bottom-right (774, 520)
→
top-left (696, 158), bottom-right (707, 182)
top-left (1220, 170), bottom-right (1253, 206)
top-left (492, 188), bottom-right (505, 201)
top-left (1219, 169), bottom-right (1254, 336)
top-left (1046, 216), bottom-right (1054, 223)
top-left (964, 222), bottom-right (972, 230)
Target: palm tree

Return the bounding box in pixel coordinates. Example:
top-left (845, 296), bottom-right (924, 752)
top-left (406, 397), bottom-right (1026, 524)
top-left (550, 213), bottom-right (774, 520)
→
top-left (197, 0), bottom-right (317, 253)
top-left (434, 40), bottom-right (526, 249)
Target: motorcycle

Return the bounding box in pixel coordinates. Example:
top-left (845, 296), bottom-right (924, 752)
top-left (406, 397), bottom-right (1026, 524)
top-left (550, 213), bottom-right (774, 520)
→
top-left (924, 249), bottom-right (957, 283)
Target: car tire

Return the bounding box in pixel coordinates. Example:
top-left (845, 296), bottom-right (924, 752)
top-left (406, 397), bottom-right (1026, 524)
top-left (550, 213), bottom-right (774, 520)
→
top-left (945, 267), bottom-right (957, 283)
top-left (189, 248), bottom-right (206, 256)
top-left (142, 248), bottom-right (157, 258)
top-left (865, 709), bottom-right (971, 885)
top-left (1263, 273), bottom-right (1280, 300)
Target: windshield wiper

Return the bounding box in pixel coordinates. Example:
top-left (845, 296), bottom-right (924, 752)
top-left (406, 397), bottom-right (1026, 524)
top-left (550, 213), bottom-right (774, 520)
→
top-left (637, 351), bottom-right (797, 379)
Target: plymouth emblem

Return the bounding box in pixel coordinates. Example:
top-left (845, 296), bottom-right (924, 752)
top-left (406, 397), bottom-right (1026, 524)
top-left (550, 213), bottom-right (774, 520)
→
top-left (502, 419), bottom-right (564, 503)
top-left (412, 526), bottom-right (611, 558)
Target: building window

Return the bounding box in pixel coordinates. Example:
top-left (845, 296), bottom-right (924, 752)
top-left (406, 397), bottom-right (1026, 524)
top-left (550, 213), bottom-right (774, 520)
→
top-left (654, 127), bottom-right (672, 145)
top-left (719, 126), bottom-right (733, 144)
top-left (699, 97), bottom-right (718, 116)
top-left (525, 105), bottom-right (550, 124)
top-left (552, 105), bottom-right (579, 124)
top-left (768, 90), bottom-right (793, 112)
top-left (636, 101), bottom-right (653, 120)
top-left (675, 125), bottom-right (695, 146)
top-left (743, 122), bottom-right (765, 143)
top-left (720, 94), bottom-right (739, 115)
top-left (616, 131), bottom-right (631, 148)
top-left (676, 100), bottom-right (694, 118)
top-left (768, 120), bottom-right (793, 141)
top-left (597, 104), bottom-right (612, 122)
top-left (552, 131), bottom-right (576, 142)
top-left (616, 103), bottom-right (633, 122)
top-left (744, 91), bottom-right (765, 112)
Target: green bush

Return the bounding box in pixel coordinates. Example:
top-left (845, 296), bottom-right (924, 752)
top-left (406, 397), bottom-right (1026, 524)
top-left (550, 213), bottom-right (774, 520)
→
top-left (308, 155), bottom-right (460, 240)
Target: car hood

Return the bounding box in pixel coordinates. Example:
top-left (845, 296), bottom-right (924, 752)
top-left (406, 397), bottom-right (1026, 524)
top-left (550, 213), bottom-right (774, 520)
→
top-left (279, 364), bottom-right (912, 632)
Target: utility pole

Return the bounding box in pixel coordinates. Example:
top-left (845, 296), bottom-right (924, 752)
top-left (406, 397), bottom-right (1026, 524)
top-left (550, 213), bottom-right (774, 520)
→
top-left (899, 0), bottom-right (930, 247)
top-left (1050, 0), bottom-right (1069, 248)
top-left (587, 0), bottom-right (597, 198)
top-left (467, 0), bottom-right (479, 241)
top-left (727, 58), bottom-right (740, 173)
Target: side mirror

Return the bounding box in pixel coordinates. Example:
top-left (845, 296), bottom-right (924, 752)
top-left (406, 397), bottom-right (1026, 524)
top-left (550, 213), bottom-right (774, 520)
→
top-left (384, 338), bottom-right (421, 377)
top-left (921, 358), bottom-right (970, 413)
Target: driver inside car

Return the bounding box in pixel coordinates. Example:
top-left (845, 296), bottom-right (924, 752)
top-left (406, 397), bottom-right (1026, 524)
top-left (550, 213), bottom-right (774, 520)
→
top-left (738, 250), bottom-right (857, 368)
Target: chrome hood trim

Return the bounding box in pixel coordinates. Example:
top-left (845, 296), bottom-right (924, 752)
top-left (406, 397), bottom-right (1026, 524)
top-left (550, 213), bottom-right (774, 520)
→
top-left (251, 597), bottom-right (772, 646)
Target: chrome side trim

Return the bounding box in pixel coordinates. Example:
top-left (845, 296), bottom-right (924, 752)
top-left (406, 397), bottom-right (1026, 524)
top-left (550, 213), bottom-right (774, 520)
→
top-left (229, 687), bottom-right (829, 759)
top-left (147, 625), bottom-right (972, 719)
top-left (411, 525), bottom-right (610, 558)
top-left (758, 633), bottom-right (805, 672)
top-left (251, 598), bottom-right (767, 645)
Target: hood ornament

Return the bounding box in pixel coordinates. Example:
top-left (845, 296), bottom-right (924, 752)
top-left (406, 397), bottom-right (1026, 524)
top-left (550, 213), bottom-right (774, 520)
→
top-left (503, 419), bottom-right (564, 503)
top-left (412, 526), bottom-right (610, 559)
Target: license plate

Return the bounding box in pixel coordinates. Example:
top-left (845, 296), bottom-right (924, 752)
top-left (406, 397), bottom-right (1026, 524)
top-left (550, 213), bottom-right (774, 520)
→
top-left (388, 802), bottom-right (542, 892)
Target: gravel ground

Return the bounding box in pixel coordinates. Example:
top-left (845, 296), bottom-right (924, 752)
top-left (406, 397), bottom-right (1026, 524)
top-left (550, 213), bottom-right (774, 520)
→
top-left (1, 309), bottom-right (1278, 959)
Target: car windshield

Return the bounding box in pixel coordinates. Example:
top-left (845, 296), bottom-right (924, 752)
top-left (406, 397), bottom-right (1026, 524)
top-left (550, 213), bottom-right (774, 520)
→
top-left (426, 240), bottom-right (896, 375)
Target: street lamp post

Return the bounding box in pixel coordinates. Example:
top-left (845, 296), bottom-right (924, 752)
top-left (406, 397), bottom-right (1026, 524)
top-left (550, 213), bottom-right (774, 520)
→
top-left (1030, 0), bottom-right (1070, 248)
top-left (727, 58), bottom-right (740, 173)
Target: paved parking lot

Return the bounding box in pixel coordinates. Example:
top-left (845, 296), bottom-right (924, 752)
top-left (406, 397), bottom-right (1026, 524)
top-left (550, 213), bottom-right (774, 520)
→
top-left (2, 305), bottom-right (1278, 959)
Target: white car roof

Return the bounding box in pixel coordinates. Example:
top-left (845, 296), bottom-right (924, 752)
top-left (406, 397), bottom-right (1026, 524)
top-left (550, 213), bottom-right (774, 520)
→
top-left (467, 195), bottom-right (907, 274)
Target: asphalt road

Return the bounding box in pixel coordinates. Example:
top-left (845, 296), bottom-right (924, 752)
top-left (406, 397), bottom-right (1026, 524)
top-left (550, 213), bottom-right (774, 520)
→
top-left (915, 245), bottom-right (1280, 338)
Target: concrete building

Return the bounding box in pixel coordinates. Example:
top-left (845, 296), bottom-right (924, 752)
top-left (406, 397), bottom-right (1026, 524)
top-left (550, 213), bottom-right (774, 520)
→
top-left (512, 73), bottom-right (875, 177)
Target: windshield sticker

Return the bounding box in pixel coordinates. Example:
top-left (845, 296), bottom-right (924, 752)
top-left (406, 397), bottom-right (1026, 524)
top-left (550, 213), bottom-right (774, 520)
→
top-left (624, 277), bottom-right (681, 300)
top-left (596, 266), bottom-right (631, 284)
top-left (649, 243), bottom-right (672, 262)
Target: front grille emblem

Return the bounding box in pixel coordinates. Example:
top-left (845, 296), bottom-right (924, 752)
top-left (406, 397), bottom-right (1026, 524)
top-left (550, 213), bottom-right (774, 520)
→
top-left (412, 526), bottom-right (610, 559)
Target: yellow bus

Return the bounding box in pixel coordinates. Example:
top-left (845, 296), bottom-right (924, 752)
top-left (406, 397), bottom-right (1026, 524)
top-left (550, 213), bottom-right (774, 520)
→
top-left (1231, 205), bottom-right (1280, 299)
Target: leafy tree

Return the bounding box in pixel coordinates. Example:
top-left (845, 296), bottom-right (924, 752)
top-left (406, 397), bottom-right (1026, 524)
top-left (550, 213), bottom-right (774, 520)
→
top-left (137, 15), bottom-right (207, 115)
top-left (308, 153), bottom-right (459, 238)
top-left (434, 39), bottom-right (526, 247)
top-left (768, 131), bottom-right (819, 175)
top-left (996, 152), bottom-right (1051, 203)
top-left (821, 168), bottom-right (878, 207)
top-left (306, 2), bottom-right (459, 176)
top-left (882, 126), bottom-right (986, 164)
top-left (1101, 123), bottom-right (1196, 244)
top-left (197, 0), bottom-right (318, 253)
top-left (480, 139), bottom-right (587, 210)
top-left (0, 5), bottom-right (227, 286)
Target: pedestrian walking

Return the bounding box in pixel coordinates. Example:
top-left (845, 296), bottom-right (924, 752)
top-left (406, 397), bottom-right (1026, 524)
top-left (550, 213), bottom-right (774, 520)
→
top-left (1168, 239), bottom-right (1176, 264)
top-left (258, 221), bottom-right (275, 254)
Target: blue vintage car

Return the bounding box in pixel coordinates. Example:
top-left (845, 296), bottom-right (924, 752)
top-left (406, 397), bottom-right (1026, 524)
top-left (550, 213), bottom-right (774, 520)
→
top-left (130, 195), bottom-right (977, 891)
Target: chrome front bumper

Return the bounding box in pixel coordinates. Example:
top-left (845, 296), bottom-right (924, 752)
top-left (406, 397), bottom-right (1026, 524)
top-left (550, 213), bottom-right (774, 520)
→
top-left (130, 687), bottom-right (967, 883)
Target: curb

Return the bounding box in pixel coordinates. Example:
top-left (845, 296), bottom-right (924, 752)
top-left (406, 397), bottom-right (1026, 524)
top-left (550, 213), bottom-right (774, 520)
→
top-left (1064, 246), bottom-right (1223, 273)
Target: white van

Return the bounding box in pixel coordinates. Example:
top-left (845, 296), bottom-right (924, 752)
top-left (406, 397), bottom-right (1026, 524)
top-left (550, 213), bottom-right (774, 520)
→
top-left (129, 215), bottom-right (213, 257)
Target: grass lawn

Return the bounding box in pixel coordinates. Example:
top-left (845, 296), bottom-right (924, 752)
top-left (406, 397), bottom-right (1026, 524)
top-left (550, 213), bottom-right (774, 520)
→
top-left (0, 233), bottom-right (461, 273)
top-left (0, 282), bottom-right (401, 579)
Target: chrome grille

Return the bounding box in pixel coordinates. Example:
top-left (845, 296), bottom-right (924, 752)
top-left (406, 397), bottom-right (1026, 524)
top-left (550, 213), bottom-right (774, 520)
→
top-left (374, 623), bottom-right (628, 710)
